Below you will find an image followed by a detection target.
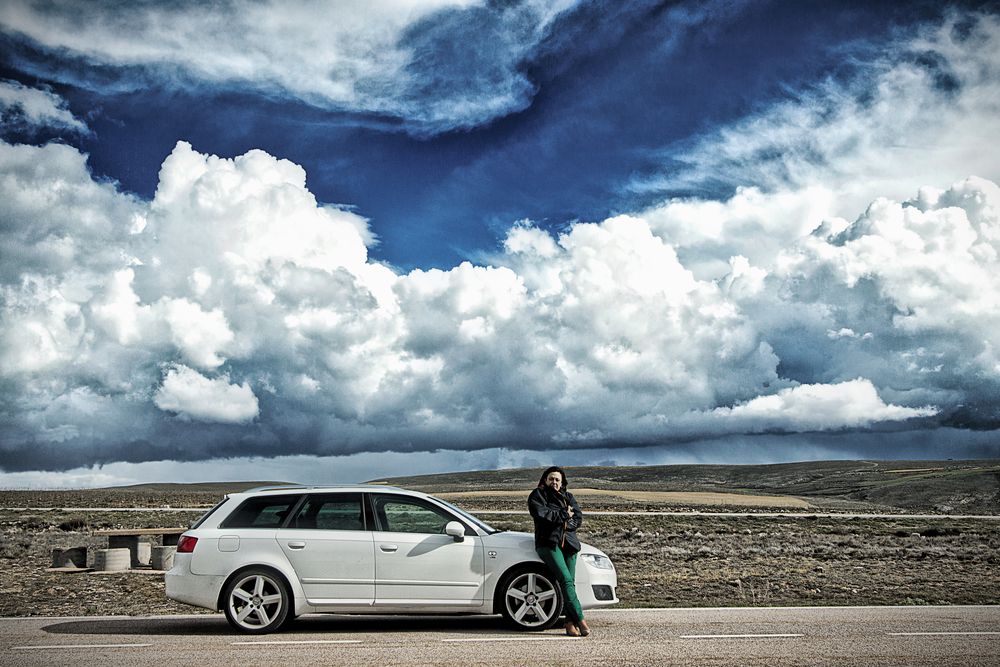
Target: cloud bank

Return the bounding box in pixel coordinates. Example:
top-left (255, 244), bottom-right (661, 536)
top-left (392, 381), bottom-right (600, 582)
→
top-left (2, 131), bottom-right (993, 471)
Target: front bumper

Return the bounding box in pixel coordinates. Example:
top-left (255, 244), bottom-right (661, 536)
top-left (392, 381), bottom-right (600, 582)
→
top-left (576, 559), bottom-right (619, 609)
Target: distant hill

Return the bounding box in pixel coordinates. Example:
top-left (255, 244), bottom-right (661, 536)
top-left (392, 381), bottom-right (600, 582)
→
top-left (95, 481), bottom-right (292, 494)
top-left (3, 461), bottom-right (997, 514)
top-left (372, 460), bottom-right (1000, 514)
top-left (0, 481), bottom-right (293, 508)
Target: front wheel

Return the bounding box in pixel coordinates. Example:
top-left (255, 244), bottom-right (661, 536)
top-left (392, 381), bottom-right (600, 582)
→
top-left (499, 568), bottom-right (563, 630)
top-left (223, 569), bottom-right (291, 633)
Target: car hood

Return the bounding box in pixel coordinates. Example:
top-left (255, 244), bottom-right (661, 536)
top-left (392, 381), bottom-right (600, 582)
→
top-left (482, 530), bottom-right (609, 558)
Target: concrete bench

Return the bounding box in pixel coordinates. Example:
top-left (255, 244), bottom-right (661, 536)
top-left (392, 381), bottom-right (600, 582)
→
top-left (93, 527), bottom-right (187, 568)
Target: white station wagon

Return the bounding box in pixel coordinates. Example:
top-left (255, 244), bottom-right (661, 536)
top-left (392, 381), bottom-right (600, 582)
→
top-left (166, 485), bottom-right (618, 633)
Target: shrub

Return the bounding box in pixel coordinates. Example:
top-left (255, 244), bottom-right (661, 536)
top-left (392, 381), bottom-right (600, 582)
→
top-left (920, 527), bottom-right (961, 538)
top-left (58, 518), bottom-right (88, 532)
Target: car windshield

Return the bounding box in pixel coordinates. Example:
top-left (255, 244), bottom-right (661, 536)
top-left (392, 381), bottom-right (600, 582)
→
top-left (433, 497), bottom-right (499, 534)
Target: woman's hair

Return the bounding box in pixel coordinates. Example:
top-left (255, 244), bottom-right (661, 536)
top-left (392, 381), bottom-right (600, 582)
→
top-left (537, 465), bottom-right (568, 490)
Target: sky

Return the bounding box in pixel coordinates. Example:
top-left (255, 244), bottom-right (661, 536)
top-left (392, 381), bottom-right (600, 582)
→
top-left (1, 0), bottom-right (999, 488)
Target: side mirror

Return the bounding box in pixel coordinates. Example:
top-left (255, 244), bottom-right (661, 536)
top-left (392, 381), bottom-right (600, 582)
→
top-left (445, 521), bottom-right (466, 542)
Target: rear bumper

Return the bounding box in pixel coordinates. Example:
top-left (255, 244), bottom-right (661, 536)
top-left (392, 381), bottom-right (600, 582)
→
top-left (165, 553), bottom-right (226, 611)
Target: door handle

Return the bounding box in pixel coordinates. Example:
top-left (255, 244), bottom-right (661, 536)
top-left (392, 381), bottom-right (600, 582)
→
top-left (287, 541), bottom-right (306, 550)
top-left (379, 544), bottom-right (398, 552)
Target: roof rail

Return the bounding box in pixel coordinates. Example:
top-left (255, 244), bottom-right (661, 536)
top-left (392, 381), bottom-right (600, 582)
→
top-left (240, 483), bottom-right (408, 494)
top-left (242, 484), bottom-right (310, 493)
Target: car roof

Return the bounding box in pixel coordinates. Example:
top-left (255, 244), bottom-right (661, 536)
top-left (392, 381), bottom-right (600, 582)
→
top-left (236, 483), bottom-right (420, 496)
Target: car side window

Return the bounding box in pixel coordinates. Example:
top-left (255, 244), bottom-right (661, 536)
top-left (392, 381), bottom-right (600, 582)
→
top-left (372, 495), bottom-right (460, 535)
top-left (289, 493), bottom-right (365, 531)
top-left (219, 494), bottom-right (301, 529)
top-left (190, 498), bottom-right (228, 529)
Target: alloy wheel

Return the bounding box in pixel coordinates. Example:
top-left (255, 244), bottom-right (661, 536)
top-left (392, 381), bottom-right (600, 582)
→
top-left (226, 572), bottom-right (286, 632)
top-left (504, 571), bottom-right (559, 628)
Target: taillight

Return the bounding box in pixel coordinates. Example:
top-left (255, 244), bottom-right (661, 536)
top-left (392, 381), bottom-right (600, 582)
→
top-left (176, 535), bottom-right (198, 553)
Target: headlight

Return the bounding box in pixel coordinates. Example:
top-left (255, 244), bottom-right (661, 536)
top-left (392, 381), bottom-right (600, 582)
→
top-left (580, 553), bottom-right (613, 570)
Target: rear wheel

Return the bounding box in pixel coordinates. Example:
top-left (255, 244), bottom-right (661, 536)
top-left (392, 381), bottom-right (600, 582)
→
top-left (499, 568), bottom-right (563, 630)
top-left (223, 568), bottom-right (290, 633)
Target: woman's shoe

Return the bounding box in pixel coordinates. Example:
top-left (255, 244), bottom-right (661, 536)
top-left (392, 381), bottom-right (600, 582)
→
top-left (578, 619), bottom-right (591, 637)
top-left (565, 622), bottom-right (582, 637)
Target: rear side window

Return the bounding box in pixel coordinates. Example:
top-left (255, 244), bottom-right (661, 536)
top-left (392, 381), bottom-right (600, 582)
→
top-left (288, 493), bottom-right (365, 531)
top-left (219, 494), bottom-right (301, 529)
top-left (190, 498), bottom-right (228, 529)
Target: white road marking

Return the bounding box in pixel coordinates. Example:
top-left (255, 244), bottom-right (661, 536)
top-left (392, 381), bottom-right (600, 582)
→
top-left (13, 643), bottom-right (154, 650)
top-left (442, 637), bottom-right (581, 642)
top-left (232, 639), bottom-right (363, 645)
top-left (888, 632), bottom-right (1000, 637)
top-left (681, 634), bottom-right (804, 639)
top-left (600, 604), bottom-right (1000, 612)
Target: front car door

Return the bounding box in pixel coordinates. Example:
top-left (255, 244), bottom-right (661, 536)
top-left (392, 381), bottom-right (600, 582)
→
top-left (277, 492), bottom-right (375, 606)
top-left (370, 493), bottom-right (485, 607)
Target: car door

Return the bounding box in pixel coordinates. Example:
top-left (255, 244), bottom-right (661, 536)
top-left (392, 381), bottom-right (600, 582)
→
top-left (370, 493), bottom-right (485, 607)
top-left (277, 492), bottom-right (375, 605)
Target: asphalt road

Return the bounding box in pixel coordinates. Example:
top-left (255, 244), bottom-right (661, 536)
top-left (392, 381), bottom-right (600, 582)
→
top-left (3, 606), bottom-right (998, 667)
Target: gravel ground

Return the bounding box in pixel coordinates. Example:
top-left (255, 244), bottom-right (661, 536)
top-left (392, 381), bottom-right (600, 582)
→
top-left (0, 509), bottom-right (209, 617)
top-left (1, 506), bottom-right (997, 617)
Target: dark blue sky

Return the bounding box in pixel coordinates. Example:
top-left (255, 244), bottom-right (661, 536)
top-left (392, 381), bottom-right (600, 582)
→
top-left (2, 0), bottom-right (966, 270)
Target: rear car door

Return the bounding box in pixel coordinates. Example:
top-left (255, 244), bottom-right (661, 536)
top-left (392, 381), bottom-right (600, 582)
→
top-left (277, 492), bottom-right (375, 605)
top-left (370, 493), bottom-right (485, 607)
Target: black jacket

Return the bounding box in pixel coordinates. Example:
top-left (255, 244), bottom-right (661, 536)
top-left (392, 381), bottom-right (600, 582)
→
top-left (528, 486), bottom-right (583, 553)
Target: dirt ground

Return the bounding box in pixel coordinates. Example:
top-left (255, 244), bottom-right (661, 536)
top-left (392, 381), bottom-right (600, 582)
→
top-left (0, 506), bottom-right (997, 617)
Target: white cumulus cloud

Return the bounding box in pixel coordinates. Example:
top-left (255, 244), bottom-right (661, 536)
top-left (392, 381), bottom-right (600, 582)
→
top-left (709, 378), bottom-right (936, 432)
top-left (153, 365), bottom-right (259, 424)
top-left (161, 298), bottom-right (235, 370)
top-left (634, 11), bottom-right (1000, 248)
top-left (778, 176), bottom-right (1000, 379)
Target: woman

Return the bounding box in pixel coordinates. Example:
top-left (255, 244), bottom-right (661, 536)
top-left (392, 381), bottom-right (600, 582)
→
top-left (528, 465), bottom-right (590, 637)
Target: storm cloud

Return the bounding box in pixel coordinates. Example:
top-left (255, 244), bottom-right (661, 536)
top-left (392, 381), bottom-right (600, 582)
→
top-left (1, 133), bottom-right (994, 472)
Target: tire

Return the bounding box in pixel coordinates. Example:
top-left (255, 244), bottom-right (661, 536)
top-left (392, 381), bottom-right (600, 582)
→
top-left (222, 568), bottom-right (291, 634)
top-left (498, 567), bottom-right (563, 631)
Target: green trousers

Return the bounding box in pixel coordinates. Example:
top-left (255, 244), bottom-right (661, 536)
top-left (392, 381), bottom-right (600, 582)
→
top-left (536, 545), bottom-right (584, 623)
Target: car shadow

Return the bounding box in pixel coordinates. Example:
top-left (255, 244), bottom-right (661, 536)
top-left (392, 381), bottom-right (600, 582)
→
top-left (43, 616), bottom-right (227, 636)
top-left (42, 613), bottom-right (517, 637)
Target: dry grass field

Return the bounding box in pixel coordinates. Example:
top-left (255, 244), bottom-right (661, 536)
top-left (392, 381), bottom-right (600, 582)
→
top-left (437, 489), bottom-right (814, 508)
top-left (0, 460), bottom-right (997, 617)
top-left (377, 459), bottom-right (1000, 515)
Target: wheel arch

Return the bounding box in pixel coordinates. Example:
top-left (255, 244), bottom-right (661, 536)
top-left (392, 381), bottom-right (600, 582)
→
top-left (217, 563), bottom-right (295, 612)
